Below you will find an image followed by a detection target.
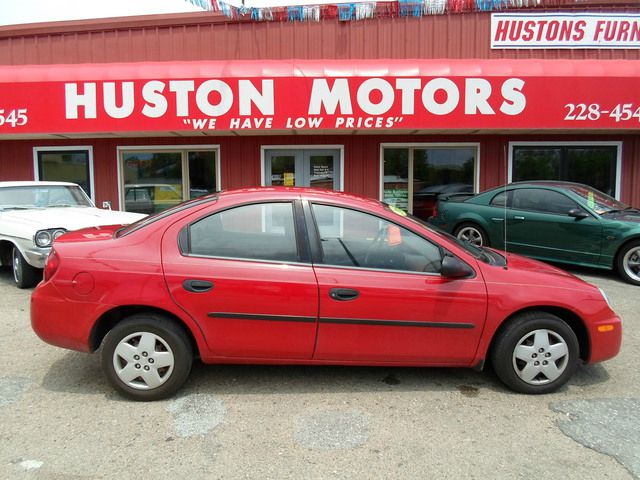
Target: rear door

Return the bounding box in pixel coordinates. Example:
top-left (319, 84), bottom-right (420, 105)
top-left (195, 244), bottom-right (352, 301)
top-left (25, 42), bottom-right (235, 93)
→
top-left (308, 202), bottom-right (487, 364)
top-left (162, 200), bottom-right (319, 359)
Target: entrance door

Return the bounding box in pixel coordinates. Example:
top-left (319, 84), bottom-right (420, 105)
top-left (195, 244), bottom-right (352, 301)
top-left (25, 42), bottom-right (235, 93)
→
top-left (265, 149), bottom-right (341, 190)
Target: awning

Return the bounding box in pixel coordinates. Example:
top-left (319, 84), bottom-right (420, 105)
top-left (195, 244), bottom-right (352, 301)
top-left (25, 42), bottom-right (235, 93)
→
top-left (1, 59), bottom-right (639, 137)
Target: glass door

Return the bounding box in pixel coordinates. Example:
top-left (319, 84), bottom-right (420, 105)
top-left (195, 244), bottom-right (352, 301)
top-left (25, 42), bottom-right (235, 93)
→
top-left (265, 149), bottom-right (340, 190)
top-left (265, 150), bottom-right (302, 187)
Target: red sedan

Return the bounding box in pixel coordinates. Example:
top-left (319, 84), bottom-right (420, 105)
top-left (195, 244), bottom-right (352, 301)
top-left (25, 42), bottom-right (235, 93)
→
top-left (31, 188), bottom-right (622, 400)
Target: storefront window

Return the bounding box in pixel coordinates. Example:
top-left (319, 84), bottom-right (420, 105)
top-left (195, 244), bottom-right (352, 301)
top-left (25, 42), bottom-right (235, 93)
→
top-left (121, 148), bottom-right (218, 214)
top-left (35, 148), bottom-right (92, 199)
top-left (382, 146), bottom-right (477, 220)
top-left (512, 145), bottom-right (618, 196)
top-left (382, 149), bottom-right (409, 211)
top-left (188, 151), bottom-right (217, 199)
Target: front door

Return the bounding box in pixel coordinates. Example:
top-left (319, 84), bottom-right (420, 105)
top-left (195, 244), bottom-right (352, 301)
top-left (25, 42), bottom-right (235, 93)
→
top-left (308, 203), bottom-right (487, 364)
top-left (265, 149), bottom-right (341, 190)
top-left (506, 187), bottom-right (603, 264)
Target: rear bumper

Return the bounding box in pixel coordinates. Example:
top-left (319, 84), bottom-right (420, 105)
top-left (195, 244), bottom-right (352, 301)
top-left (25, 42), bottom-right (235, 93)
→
top-left (587, 314), bottom-right (622, 364)
top-left (31, 280), bottom-right (95, 353)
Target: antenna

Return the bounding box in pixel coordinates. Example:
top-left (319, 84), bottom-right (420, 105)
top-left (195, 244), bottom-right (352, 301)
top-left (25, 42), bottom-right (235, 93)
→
top-left (503, 143), bottom-right (508, 270)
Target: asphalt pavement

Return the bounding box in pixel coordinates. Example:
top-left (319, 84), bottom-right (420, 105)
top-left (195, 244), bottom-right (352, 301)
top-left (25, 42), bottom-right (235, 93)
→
top-left (0, 265), bottom-right (638, 479)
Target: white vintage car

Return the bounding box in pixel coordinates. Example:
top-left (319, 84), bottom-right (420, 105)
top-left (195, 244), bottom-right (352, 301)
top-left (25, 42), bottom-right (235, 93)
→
top-left (0, 181), bottom-right (146, 288)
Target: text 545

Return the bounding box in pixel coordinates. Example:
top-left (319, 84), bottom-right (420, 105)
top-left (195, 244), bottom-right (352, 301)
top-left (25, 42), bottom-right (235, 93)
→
top-left (0, 109), bottom-right (28, 127)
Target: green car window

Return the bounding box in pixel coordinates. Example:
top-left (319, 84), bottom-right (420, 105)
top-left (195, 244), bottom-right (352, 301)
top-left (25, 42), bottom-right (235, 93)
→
top-left (512, 189), bottom-right (578, 215)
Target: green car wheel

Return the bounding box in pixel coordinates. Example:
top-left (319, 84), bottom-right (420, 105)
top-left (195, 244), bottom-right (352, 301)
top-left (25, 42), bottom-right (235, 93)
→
top-left (617, 240), bottom-right (640, 286)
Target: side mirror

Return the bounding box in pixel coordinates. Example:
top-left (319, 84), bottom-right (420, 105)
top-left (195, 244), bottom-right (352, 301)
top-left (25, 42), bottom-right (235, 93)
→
top-left (568, 208), bottom-right (589, 219)
top-left (441, 255), bottom-right (475, 279)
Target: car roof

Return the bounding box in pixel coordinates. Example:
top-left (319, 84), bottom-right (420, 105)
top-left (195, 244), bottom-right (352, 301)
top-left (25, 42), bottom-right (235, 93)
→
top-left (0, 181), bottom-right (78, 187)
top-left (507, 180), bottom-right (589, 189)
top-left (218, 186), bottom-right (382, 205)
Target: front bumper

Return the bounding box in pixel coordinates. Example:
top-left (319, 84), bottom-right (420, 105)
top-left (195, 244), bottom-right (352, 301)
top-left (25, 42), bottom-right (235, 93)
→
top-left (588, 314), bottom-right (623, 364)
top-left (24, 246), bottom-right (51, 268)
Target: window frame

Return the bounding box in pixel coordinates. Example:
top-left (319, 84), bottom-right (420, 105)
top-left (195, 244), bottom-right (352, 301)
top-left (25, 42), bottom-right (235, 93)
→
top-left (508, 141), bottom-right (622, 200)
top-left (379, 143), bottom-right (480, 214)
top-left (510, 187), bottom-right (581, 216)
top-left (117, 144), bottom-right (220, 212)
top-left (307, 201), bottom-right (445, 276)
top-left (181, 200), bottom-right (309, 265)
top-left (32, 146), bottom-right (95, 202)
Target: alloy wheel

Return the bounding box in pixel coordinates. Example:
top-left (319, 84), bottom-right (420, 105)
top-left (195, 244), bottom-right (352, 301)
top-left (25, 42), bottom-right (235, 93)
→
top-left (622, 245), bottom-right (640, 283)
top-left (456, 226), bottom-right (484, 246)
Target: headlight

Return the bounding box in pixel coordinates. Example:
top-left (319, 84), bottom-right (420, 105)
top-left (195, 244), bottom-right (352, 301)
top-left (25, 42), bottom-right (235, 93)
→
top-left (34, 228), bottom-right (66, 248)
top-left (598, 287), bottom-right (613, 310)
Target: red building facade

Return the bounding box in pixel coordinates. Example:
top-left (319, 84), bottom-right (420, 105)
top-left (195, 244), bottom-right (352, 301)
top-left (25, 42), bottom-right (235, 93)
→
top-left (1, 2), bottom-right (639, 217)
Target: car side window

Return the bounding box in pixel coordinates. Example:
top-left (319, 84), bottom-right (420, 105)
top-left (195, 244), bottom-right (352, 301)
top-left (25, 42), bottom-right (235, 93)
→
top-left (512, 189), bottom-right (578, 215)
top-left (490, 190), bottom-right (512, 207)
top-left (312, 204), bottom-right (442, 273)
top-left (188, 202), bottom-right (299, 263)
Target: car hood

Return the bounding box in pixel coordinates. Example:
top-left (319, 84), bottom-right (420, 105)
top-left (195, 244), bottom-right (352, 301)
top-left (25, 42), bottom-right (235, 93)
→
top-left (0, 207), bottom-right (145, 239)
top-left (478, 250), bottom-right (594, 292)
top-left (604, 210), bottom-right (640, 223)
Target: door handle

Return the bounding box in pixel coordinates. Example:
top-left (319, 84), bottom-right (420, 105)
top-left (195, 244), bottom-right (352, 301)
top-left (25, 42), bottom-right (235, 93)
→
top-left (183, 279), bottom-right (214, 293)
top-left (513, 216), bottom-right (526, 221)
top-left (329, 288), bottom-right (360, 301)
top-left (490, 217), bottom-right (505, 223)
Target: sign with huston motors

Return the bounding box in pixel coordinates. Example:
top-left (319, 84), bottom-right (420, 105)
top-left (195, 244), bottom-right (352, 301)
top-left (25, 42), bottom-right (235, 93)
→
top-left (1, 59), bottom-right (640, 135)
top-left (492, 13), bottom-right (640, 49)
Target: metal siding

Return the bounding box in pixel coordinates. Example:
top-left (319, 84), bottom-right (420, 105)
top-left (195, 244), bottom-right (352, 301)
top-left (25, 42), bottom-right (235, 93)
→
top-left (2, 134), bottom-right (640, 206)
top-left (2, 9), bottom-right (640, 65)
top-left (0, 7), bottom-right (639, 206)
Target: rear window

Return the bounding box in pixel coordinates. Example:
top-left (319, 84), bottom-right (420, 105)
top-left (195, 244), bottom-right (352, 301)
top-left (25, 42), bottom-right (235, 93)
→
top-left (116, 195), bottom-right (217, 238)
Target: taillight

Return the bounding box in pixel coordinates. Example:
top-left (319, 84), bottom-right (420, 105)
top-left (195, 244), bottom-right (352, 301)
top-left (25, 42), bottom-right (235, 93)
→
top-left (432, 204), bottom-right (438, 218)
top-left (43, 248), bottom-right (60, 282)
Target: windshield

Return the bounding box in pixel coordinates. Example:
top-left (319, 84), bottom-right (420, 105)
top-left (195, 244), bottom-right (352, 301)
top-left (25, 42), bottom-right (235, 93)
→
top-left (0, 185), bottom-right (93, 210)
top-left (384, 203), bottom-right (493, 261)
top-left (568, 185), bottom-right (628, 215)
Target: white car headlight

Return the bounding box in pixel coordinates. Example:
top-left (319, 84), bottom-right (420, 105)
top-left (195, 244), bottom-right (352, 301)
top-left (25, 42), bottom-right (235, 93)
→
top-left (35, 230), bottom-right (52, 247)
top-left (34, 228), bottom-right (66, 248)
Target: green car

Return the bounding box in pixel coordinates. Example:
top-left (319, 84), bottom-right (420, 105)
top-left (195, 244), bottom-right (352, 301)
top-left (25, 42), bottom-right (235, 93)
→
top-left (428, 181), bottom-right (640, 285)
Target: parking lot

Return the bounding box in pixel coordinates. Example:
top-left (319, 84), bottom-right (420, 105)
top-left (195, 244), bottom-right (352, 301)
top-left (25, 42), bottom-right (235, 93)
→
top-left (1, 265), bottom-right (638, 480)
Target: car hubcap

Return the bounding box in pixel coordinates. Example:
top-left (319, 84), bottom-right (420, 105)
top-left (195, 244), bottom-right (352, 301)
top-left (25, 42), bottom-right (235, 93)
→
top-left (512, 329), bottom-right (569, 385)
top-left (623, 246), bottom-right (640, 282)
top-left (457, 227), bottom-right (483, 246)
top-left (12, 249), bottom-right (22, 283)
top-left (112, 332), bottom-right (175, 390)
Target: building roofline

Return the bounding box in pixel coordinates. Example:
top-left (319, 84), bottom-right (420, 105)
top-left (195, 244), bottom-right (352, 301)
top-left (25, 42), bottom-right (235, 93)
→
top-left (0, 11), bottom-right (234, 39)
top-left (0, 0), bottom-right (637, 39)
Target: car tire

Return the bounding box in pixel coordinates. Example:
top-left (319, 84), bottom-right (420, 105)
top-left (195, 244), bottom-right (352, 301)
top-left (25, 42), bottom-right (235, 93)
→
top-left (616, 240), bottom-right (640, 286)
top-left (490, 312), bottom-right (579, 394)
top-left (101, 314), bottom-right (193, 401)
top-left (454, 223), bottom-right (489, 247)
top-left (12, 246), bottom-right (40, 289)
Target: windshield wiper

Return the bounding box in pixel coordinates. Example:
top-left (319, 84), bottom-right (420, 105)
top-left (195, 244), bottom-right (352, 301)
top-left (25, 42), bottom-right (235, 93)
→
top-left (0, 205), bottom-right (38, 211)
